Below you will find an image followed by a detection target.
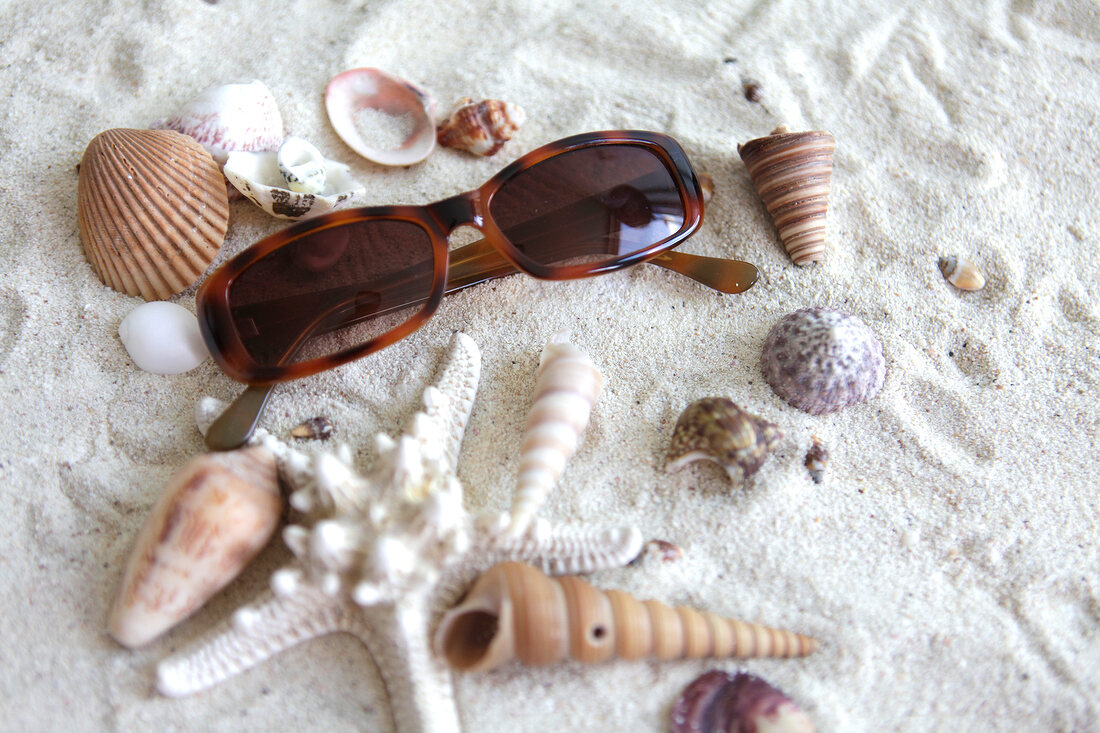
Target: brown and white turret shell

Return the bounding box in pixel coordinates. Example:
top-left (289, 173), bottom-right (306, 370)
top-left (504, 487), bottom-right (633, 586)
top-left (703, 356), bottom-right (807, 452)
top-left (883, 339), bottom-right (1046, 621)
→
top-left (762, 307), bottom-right (885, 415)
top-left (671, 670), bottom-right (816, 733)
top-left (77, 128), bottom-right (229, 301)
top-left (437, 98), bottom-right (526, 156)
top-left (666, 397), bottom-right (781, 487)
top-left (434, 562), bottom-right (818, 672)
top-left (738, 126), bottom-right (835, 266)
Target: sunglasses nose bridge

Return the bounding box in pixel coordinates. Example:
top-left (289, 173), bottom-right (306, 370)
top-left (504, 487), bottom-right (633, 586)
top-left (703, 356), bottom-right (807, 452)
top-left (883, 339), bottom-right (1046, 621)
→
top-left (426, 192), bottom-right (484, 236)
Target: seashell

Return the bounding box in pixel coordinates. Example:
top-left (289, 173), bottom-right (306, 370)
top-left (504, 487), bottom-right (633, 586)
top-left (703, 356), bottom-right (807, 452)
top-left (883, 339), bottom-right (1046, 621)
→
top-left (637, 538), bottom-right (684, 564)
top-left (223, 136), bottom-right (367, 220)
top-left (150, 80), bottom-right (284, 166)
top-left (508, 333), bottom-right (603, 537)
top-left (666, 397), bottom-right (782, 487)
top-left (435, 561), bottom-right (818, 672)
top-left (108, 446), bottom-right (282, 648)
top-left (77, 129), bottom-right (229, 301)
top-left (804, 437), bottom-right (829, 484)
top-left (938, 255), bottom-right (986, 291)
top-left (761, 306), bottom-right (885, 415)
top-left (671, 670), bottom-right (816, 733)
top-left (118, 301), bottom-right (209, 375)
top-left (697, 172), bottom-right (715, 203)
top-left (290, 416), bottom-right (334, 441)
top-left (324, 68), bottom-right (437, 166)
top-left (738, 125), bottom-right (835, 266)
top-left (437, 98), bottom-right (526, 156)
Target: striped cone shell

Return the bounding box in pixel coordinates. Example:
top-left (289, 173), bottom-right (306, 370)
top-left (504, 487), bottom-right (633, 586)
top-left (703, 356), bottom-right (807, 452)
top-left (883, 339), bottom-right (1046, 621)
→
top-left (77, 128), bottom-right (229, 300)
top-left (738, 126), bottom-right (835, 266)
top-left (435, 561), bottom-right (818, 672)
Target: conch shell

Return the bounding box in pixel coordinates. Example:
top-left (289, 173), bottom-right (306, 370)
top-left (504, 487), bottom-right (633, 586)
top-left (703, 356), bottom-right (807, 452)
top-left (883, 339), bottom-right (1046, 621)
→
top-left (435, 562), bottom-right (818, 672)
top-left (738, 126), bottom-right (835, 266)
top-left (437, 98), bottom-right (526, 156)
top-left (666, 397), bottom-right (782, 487)
top-left (77, 129), bottom-right (229, 301)
top-left (509, 334), bottom-right (603, 537)
top-left (108, 446), bottom-right (281, 648)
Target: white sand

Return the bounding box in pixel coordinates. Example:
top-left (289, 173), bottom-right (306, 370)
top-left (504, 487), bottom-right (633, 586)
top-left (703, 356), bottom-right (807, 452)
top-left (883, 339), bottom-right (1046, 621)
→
top-left (2, 0), bottom-right (1098, 730)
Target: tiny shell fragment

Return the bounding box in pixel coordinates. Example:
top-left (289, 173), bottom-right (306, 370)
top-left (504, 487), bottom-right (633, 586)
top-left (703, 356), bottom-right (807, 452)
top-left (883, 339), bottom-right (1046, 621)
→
top-left (698, 172), bottom-right (715, 202)
top-left (938, 256), bottom-right (986, 291)
top-left (291, 416), bottom-right (334, 441)
top-left (804, 437), bottom-right (829, 484)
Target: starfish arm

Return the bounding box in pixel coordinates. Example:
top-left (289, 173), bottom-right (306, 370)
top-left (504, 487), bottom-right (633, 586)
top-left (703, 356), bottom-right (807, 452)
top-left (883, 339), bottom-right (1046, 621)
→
top-left (419, 332), bottom-right (481, 472)
top-left (478, 516), bottom-right (644, 575)
top-left (357, 599), bottom-right (462, 733)
top-left (156, 585), bottom-right (356, 698)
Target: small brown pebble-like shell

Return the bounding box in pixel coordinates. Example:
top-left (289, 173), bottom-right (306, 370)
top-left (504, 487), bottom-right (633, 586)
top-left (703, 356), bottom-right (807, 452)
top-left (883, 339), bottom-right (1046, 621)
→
top-left (738, 126), bottom-right (835, 266)
top-left (698, 172), bottom-right (715, 202)
top-left (804, 437), bottom-right (829, 484)
top-left (290, 416), bottom-right (334, 440)
top-left (762, 307), bottom-right (885, 415)
top-left (666, 397), bottom-right (782, 487)
top-left (671, 670), bottom-right (816, 733)
top-left (435, 562), bottom-right (817, 672)
top-left (938, 256), bottom-right (986, 291)
top-left (108, 446), bottom-right (281, 648)
top-left (77, 129), bottom-right (229, 301)
top-left (437, 98), bottom-right (526, 156)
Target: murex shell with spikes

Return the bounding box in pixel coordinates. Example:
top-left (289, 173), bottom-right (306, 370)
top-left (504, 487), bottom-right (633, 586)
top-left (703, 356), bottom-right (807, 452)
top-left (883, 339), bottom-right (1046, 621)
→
top-left (156, 333), bottom-right (644, 733)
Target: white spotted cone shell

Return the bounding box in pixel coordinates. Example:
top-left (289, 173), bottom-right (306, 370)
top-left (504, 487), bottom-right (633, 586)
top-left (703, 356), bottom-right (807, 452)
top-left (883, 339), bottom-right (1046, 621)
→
top-left (435, 562), bottom-right (818, 672)
top-left (508, 334), bottom-right (602, 537)
top-left (738, 126), bottom-right (835, 266)
top-left (437, 98), bottom-right (526, 156)
top-left (108, 446), bottom-right (281, 648)
top-left (77, 129), bottom-right (229, 301)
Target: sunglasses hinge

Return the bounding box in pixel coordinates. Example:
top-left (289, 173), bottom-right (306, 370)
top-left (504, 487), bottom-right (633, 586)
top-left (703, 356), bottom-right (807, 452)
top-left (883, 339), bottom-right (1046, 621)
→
top-left (427, 192), bottom-right (482, 233)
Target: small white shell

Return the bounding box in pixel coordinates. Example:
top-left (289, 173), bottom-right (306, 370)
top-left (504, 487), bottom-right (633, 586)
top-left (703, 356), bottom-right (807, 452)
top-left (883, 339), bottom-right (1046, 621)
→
top-left (151, 80), bottom-right (284, 166)
top-left (324, 68), bottom-right (436, 166)
top-left (277, 136), bottom-right (327, 194)
top-left (509, 333), bottom-right (603, 537)
top-left (939, 256), bottom-right (986, 291)
top-left (118, 301), bottom-right (209, 375)
top-left (224, 137), bottom-right (366, 220)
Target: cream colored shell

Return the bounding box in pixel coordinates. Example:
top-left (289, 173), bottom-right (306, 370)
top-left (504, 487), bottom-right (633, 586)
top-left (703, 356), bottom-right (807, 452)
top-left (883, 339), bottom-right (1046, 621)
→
top-left (108, 446), bottom-right (281, 648)
top-left (77, 128), bottom-right (229, 301)
top-left (435, 562), bottom-right (819, 672)
top-left (738, 126), bottom-right (835, 267)
top-left (509, 334), bottom-right (603, 537)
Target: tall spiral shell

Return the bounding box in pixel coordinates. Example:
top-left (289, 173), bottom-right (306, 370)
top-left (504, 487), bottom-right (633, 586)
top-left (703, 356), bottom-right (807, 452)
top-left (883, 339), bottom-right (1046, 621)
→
top-left (738, 126), bottom-right (835, 266)
top-left (508, 334), bottom-right (603, 537)
top-left (435, 562), bottom-right (818, 672)
top-left (77, 128), bottom-right (229, 301)
top-left (108, 446), bottom-right (281, 648)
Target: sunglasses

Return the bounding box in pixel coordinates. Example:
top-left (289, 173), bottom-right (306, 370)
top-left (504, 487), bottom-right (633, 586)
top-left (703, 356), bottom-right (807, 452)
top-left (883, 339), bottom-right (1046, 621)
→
top-left (197, 130), bottom-right (758, 449)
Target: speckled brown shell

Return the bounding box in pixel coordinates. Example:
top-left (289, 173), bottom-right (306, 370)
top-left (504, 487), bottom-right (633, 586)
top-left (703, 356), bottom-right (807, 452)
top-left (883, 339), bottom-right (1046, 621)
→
top-left (671, 670), bottom-right (816, 733)
top-left (666, 397), bottom-right (782, 487)
top-left (437, 98), bottom-right (526, 156)
top-left (108, 446), bottom-right (281, 648)
top-left (434, 561), bottom-right (817, 672)
top-left (77, 128), bottom-right (229, 301)
top-left (738, 127), bottom-right (834, 266)
top-left (762, 307), bottom-right (885, 415)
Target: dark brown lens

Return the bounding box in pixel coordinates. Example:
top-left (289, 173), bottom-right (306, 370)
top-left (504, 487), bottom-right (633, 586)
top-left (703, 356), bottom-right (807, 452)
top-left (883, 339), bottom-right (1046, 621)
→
top-left (488, 144), bottom-right (686, 268)
top-left (226, 219), bottom-right (435, 368)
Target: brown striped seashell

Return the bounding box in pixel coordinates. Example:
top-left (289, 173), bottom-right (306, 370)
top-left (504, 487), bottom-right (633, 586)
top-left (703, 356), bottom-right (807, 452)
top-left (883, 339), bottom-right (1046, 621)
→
top-left (938, 255), bottom-right (986, 291)
top-left (738, 126), bottom-right (835, 266)
top-left (434, 562), bottom-right (818, 672)
top-left (77, 128), bottom-right (229, 301)
top-left (108, 446), bottom-right (281, 648)
top-left (437, 98), bottom-right (526, 156)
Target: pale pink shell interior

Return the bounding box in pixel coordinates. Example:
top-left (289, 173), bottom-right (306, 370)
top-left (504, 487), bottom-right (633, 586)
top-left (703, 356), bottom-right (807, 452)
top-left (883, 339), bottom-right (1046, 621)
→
top-left (324, 68), bottom-right (436, 166)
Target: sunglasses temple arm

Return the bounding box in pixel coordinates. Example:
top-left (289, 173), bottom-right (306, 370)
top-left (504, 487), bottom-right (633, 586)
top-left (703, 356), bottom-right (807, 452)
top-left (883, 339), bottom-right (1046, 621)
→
top-left (443, 238), bottom-right (522, 293)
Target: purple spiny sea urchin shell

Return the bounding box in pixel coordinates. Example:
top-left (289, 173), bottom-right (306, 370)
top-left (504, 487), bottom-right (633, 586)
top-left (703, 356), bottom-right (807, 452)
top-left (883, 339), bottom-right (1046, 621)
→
top-left (670, 670), bottom-right (815, 733)
top-left (761, 307), bottom-right (885, 415)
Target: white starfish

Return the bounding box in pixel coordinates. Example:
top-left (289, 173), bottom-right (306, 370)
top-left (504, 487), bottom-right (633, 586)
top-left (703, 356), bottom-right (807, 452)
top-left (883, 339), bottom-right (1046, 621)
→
top-left (160, 333), bottom-right (643, 733)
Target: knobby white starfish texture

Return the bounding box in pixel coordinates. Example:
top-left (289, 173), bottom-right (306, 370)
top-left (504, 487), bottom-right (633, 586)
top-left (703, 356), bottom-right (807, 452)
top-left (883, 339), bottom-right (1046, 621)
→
top-left (160, 332), bottom-right (643, 733)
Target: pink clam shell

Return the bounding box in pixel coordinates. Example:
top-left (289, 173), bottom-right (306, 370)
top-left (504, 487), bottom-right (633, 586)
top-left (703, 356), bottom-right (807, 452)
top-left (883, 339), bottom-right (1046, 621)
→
top-left (325, 68), bottom-right (436, 166)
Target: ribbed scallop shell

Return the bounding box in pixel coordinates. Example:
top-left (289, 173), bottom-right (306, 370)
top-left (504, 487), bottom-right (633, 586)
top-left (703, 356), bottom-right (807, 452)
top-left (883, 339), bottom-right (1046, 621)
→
top-left (509, 334), bottom-right (603, 537)
top-left (437, 98), bottom-right (526, 156)
top-left (77, 129), bottom-right (229, 301)
top-left (666, 397), bottom-right (781, 487)
top-left (761, 306), bottom-right (885, 415)
top-left (108, 446), bottom-right (281, 648)
top-left (738, 126), bottom-right (835, 266)
top-left (434, 561), bottom-right (818, 672)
